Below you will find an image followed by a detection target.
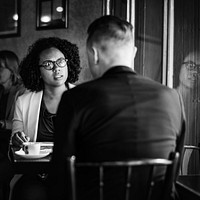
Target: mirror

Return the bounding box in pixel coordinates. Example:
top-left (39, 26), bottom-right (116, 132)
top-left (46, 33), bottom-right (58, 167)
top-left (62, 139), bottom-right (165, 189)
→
top-left (0, 0), bottom-right (20, 38)
top-left (174, 0), bottom-right (200, 174)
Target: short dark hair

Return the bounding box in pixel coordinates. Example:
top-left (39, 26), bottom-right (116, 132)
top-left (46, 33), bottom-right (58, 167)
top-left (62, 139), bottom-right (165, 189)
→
top-left (87, 15), bottom-right (133, 49)
top-left (20, 37), bottom-right (81, 92)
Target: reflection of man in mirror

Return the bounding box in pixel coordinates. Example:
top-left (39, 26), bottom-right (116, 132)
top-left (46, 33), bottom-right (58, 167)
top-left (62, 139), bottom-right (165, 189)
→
top-left (176, 50), bottom-right (200, 174)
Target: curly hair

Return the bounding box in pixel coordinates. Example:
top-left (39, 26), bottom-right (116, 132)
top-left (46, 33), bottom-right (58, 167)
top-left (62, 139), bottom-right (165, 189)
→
top-left (20, 37), bottom-right (81, 92)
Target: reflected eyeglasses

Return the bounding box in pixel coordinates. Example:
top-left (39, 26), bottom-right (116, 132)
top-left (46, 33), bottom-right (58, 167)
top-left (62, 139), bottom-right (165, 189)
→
top-left (183, 62), bottom-right (200, 71)
top-left (39, 57), bottom-right (68, 70)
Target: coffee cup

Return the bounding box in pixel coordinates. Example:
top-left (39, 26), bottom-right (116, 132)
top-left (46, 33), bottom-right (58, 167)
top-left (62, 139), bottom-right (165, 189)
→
top-left (23, 142), bottom-right (40, 155)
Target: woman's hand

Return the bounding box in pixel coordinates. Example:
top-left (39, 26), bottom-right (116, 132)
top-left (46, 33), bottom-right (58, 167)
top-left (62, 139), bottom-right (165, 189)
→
top-left (11, 131), bottom-right (30, 147)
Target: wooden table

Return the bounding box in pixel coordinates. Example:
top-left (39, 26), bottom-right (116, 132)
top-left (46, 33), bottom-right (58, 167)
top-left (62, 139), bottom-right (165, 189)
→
top-left (10, 142), bottom-right (53, 174)
top-left (176, 175), bottom-right (200, 200)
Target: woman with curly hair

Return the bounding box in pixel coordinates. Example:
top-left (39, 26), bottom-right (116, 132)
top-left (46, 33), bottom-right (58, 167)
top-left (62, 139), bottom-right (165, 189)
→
top-left (10, 37), bottom-right (81, 200)
top-left (11, 37), bottom-right (81, 146)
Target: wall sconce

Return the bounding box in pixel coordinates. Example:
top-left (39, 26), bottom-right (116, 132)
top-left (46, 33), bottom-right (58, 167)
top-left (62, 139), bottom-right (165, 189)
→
top-left (36, 0), bottom-right (68, 30)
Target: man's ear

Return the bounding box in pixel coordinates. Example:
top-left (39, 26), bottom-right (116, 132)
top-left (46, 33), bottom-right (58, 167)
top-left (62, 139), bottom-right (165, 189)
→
top-left (92, 46), bottom-right (99, 65)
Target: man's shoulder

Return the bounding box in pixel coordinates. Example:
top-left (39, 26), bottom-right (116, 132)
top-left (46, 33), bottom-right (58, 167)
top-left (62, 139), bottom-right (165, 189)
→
top-left (66, 74), bottom-right (179, 99)
top-left (134, 75), bottom-right (181, 102)
top-left (135, 74), bottom-right (175, 90)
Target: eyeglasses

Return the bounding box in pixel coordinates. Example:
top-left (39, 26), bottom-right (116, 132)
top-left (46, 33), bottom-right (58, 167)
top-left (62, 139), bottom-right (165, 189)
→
top-left (39, 57), bottom-right (68, 70)
top-left (183, 62), bottom-right (200, 71)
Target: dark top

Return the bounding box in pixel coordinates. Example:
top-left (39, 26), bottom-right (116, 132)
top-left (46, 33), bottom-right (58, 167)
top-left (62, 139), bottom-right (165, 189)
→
top-left (0, 83), bottom-right (25, 160)
top-left (37, 98), bottom-right (55, 142)
top-left (37, 82), bottom-right (70, 142)
top-left (49, 66), bottom-right (186, 200)
top-left (0, 83), bottom-right (25, 129)
top-left (0, 89), bottom-right (9, 120)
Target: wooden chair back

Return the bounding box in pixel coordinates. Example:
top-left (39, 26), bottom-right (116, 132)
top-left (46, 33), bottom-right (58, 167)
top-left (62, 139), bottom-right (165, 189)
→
top-left (180, 144), bottom-right (200, 175)
top-left (67, 152), bottom-right (180, 200)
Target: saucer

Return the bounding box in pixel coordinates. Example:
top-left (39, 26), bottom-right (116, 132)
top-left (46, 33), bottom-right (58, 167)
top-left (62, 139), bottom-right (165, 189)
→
top-left (15, 149), bottom-right (50, 159)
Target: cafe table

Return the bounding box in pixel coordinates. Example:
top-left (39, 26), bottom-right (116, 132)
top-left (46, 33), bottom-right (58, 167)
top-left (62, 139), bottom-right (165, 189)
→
top-left (176, 175), bottom-right (200, 200)
top-left (10, 142), bottom-right (53, 174)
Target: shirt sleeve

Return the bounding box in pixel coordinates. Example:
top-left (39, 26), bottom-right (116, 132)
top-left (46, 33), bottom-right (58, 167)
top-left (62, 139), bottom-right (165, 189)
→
top-left (12, 96), bottom-right (24, 136)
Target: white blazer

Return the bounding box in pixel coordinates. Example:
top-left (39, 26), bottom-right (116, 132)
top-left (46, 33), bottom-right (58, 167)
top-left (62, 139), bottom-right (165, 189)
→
top-left (12, 90), bottom-right (43, 141)
top-left (12, 83), bottom-right (75, 141)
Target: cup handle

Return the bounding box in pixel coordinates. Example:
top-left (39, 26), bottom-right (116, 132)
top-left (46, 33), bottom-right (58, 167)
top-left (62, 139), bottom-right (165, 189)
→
top-left (23, 145), bottom-right (29, 154)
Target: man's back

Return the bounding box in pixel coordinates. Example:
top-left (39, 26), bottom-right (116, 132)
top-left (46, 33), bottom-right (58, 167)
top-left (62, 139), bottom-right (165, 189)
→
top-left (61, 66), bottom-right (183, 161)
top-left (51, 66), bottom-right (185, 200)
top-left (49, 15), bottom-right (185, 200)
